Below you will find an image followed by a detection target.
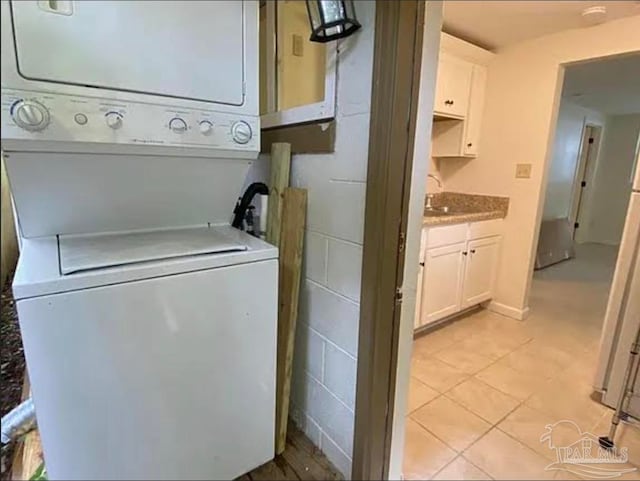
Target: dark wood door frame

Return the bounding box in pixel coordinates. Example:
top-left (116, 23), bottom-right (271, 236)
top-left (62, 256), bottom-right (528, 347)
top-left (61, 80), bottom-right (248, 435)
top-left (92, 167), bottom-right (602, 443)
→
top-left (351, 1), bottom-right (425, 479)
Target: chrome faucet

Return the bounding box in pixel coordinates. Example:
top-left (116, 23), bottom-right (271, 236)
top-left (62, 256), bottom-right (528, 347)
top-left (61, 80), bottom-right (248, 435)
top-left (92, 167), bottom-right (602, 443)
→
top-left (427, 173), bottom-right (442, 189)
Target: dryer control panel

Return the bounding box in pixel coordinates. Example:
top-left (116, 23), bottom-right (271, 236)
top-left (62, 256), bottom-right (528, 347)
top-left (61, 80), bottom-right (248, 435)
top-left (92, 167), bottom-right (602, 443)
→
top-left (1, 89), bottom-right (259, 154)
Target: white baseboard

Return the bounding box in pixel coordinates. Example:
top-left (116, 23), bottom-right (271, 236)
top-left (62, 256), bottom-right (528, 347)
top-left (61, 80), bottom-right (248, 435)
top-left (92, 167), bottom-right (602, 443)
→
top-left (487, 301), bottom-right (530, 321)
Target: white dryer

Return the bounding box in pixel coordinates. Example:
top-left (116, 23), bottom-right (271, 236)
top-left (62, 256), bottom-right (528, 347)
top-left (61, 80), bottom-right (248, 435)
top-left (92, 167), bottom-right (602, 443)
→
top-left (1, 1), bottom-right (277, 479)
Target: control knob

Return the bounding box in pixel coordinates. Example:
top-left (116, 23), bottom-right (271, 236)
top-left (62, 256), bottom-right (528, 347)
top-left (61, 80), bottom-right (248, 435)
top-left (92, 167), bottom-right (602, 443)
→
top-left (231, 121), bottom-right (252, 144)
top-left (11, 99), bottom-right (50, 132)
top-left (169, 117), bottom-right (188, 133)
top-left (105, 112), bottom-right (123, 129)
top-left (199, 120), bottom-right (213, 135)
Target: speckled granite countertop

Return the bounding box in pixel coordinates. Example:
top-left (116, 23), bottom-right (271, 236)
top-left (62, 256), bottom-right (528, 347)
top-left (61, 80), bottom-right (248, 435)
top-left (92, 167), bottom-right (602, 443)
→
top-left (423, 192), bottom-right (509, 226)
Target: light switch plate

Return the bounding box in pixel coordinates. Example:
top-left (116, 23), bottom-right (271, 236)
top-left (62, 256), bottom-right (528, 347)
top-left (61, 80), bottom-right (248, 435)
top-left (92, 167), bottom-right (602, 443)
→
top-left (516, 163), bottom-right (532, 179)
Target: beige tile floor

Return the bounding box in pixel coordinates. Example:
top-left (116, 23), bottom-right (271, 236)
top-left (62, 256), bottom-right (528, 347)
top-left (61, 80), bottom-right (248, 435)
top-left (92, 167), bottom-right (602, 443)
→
top-left (403, 244), bottom-right (640, 480)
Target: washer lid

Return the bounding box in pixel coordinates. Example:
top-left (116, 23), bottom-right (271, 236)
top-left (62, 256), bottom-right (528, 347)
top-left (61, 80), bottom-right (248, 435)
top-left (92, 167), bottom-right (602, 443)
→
top-left (59, 227), bottom-right (247, 275)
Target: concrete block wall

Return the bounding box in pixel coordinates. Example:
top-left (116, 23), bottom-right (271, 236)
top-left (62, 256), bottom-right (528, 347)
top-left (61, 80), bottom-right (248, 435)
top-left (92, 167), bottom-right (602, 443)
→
top-left (289, 2), bottom-right (375, 477)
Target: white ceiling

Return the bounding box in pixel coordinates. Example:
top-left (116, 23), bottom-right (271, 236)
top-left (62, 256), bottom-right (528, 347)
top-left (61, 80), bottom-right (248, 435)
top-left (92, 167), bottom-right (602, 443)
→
top-left (563, 53), bottom-right (640, 115)
top-left (443, 1), bottom-right (640, 50)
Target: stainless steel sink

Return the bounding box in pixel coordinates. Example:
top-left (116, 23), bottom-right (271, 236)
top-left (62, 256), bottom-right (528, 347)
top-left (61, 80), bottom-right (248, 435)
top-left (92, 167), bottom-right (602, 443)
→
top-left (424, 206), bottom-right (453, 216)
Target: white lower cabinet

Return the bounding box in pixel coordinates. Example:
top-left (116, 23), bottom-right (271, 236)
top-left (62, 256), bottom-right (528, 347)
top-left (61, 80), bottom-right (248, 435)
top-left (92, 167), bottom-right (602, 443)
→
top-left (461, 236), bottom-right (501, 309)
top-left (416, 220), bottom-right (502, 329)
top-left (420, 242), bottom-right (467, 325)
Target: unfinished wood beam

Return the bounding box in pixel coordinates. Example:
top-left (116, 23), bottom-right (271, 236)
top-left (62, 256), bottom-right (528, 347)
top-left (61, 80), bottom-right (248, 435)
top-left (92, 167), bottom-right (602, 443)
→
top-left (266, 143), bottom-right (292, 247)
top-left (275, 188), bottom-right (307, 455)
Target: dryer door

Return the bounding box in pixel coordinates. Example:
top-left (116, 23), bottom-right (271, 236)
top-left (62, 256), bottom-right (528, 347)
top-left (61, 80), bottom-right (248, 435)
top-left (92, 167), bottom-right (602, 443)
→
top-left (11, 1), bottom-right (246, 105)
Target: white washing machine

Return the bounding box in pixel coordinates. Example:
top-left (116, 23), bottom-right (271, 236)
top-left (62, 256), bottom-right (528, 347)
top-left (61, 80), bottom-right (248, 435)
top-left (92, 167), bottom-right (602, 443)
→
top-left (13, 227), bottom-right (278, 480)
top-left (1, 1), bottom-right (278, 479)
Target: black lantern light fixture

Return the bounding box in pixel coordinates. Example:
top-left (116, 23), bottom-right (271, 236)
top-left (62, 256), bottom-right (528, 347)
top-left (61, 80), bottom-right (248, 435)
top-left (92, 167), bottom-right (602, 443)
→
top-left (305, 0), bottom-right (361, 43)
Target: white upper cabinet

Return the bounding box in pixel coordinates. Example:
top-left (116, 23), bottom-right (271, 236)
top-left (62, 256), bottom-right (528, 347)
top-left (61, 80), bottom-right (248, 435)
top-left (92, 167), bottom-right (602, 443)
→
top-left (433, 53), bottom-right (473, 119)
top-left (432, 34), bottom-right (493, 158)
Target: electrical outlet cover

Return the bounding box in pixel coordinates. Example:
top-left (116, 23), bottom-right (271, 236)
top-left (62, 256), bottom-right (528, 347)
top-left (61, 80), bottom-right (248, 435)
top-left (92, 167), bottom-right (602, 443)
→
top-left (515, 163), bottom-right (532, 179)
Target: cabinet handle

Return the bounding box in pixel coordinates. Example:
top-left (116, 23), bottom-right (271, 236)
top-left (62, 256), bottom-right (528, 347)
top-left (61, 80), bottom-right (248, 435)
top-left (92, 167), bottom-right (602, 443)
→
top-left (419, 262), bottom-right (425, 267)
top-left (467, 142), bottom-right (473, 147)
top-left (462, 251), bottom-right (468, 256)
top-left (470, 249), bottom-right (476, 254)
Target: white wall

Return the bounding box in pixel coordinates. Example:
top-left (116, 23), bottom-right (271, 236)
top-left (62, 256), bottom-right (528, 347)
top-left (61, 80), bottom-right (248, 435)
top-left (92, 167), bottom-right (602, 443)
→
top-left (1, 155), bottom-right (18, 288)
top-left (581, 114), bottom-right (640, 245)
top-left (438, 15), bottom-right (640, 317)
top-left (542, 98), bottom-right (606, 220)
top-left (286, 2), bottom-right (376, 477)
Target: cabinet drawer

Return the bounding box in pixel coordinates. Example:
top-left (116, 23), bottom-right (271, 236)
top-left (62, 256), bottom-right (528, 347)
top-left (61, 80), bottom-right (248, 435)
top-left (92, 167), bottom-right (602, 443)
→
top-left (427, 223), bottom-right (468, 249)
top-left (469, 219), bottom-right (503, 240)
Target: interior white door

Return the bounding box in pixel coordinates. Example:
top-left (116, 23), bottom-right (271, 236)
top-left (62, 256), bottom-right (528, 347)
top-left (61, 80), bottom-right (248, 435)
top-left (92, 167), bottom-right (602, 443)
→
top-left (11, 1), bottom-right (246, 105)
top-left (601, 233), bottom-right (640, 410)
top-left (461, 236), bottom-right (500, 309)
top-left (420, 242), bottom-right (466, 326)
top-left (595, 194), bottom-right (640, 389)
top-left (433, 53), bottom-right (472, 118)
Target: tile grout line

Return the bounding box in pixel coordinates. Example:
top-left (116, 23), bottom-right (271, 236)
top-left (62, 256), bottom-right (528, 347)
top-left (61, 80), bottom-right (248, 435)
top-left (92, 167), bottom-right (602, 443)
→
top-left (408, 321), bottom-right (545, 473)
top-left (410, 393), bottom-right (496, 455)
top-left (430, 452), bottom-right (495, 481)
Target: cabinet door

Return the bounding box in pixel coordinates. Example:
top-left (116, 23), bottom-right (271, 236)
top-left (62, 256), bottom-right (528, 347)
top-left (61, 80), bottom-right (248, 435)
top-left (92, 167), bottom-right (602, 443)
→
top-left (434, 53), bottom-right (473, 118)
top-left (420, 242), bottom-right (467, 326)
top-left (461, 236), bottom-right (500, 309)
top-left (463, 64), bottom-right (487, 157)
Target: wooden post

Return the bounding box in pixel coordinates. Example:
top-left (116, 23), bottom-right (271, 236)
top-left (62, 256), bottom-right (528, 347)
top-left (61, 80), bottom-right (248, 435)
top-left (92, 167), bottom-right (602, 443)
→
top-left (266, 143), bottom-right (291, 247)
top-left (275, 188), bottom-right (307, 455)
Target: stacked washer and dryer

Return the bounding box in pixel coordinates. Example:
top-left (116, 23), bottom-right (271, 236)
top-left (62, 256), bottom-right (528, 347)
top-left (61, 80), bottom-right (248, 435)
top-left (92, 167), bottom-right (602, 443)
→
top-left (1, 2), bottom-right (277, 480)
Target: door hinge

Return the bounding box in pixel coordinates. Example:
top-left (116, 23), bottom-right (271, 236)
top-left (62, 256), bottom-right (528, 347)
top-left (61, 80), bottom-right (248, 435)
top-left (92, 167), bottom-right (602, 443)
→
top-left (398, 231), bottom-right (406, 254)
top-left (395, 287), bottom-right (403, 304)
top-left (574, 222), bottom-right (580, 229)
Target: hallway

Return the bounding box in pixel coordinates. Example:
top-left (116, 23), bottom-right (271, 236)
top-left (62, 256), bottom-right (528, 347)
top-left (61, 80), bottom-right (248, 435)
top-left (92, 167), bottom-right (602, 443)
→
top-left (403, 244), bottom-right (640, 480)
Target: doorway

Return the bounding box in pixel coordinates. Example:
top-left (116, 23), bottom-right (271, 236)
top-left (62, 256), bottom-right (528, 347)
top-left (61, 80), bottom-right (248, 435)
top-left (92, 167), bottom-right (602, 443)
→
top-left (399, 55), bottom-right (640, 480)
top-left (352, 5), bottom-right (640, 479)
